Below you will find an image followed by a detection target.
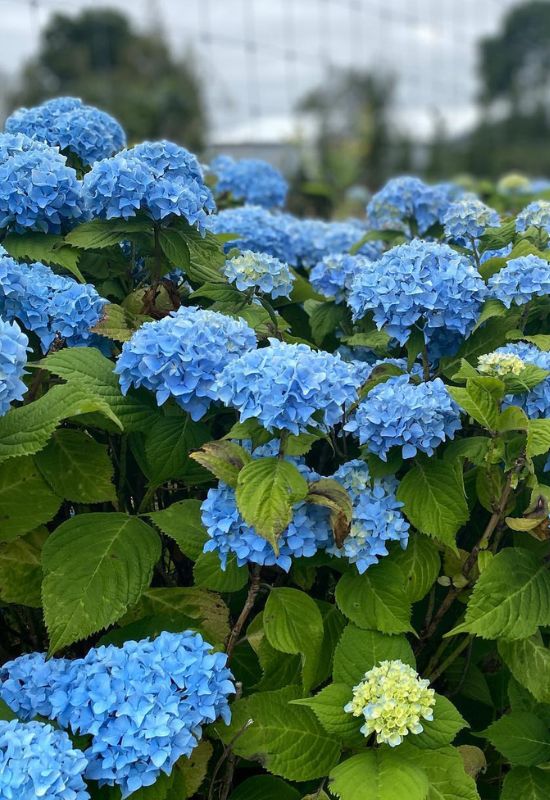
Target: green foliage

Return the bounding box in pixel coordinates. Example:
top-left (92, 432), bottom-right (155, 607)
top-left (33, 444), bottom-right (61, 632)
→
top-left (329, 749), bottom-right (429, 800)
top-left (482, 712), bottom-right (550, 766)
top-left (335, 562), bottom-right (413, 634)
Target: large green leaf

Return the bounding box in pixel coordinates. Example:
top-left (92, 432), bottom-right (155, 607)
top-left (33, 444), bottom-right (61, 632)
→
top-left (218, 686), bottom-right (341, 781)
top-left (527, 419), bottom-right (550, 457)
top-left (292, 683), bottom-right (362, 742)
top-left (448, 548), bottom-right (550, 640)
top-left (400, 744), bottom-right (480, 800)
top-left (335, 562), bottom-right (412, 634)
top-left (147, 500), bottom-right (206, 560)
top-left (329, 750), bottom-right (429, 800)
top-left (410, 695), bottom-right (467, 750)
top-left (65, 218), bottom-right (153, 249)
top-left (193, 552), bottom-right (248, 592)
top-left (144, 414), bottom-right (210, 486)
top-left (396, 457), bottom-right (468, 548)
top-left (264, 587), bottom-right (324, 692)
top-left (333, 625), bottom-right (415, 686)
top-left (91, 303), bottom-right (143, 342)
top-left (236, 457), bottom-right (308, 546)
top-left (35, 429), bottom-right (116, 503)
top-left (391, 534), bottom-right (441, 602)
top-left (3, 232), bottom-right (84, 280)
top-left (499, 636), bottom-right (550, 703)
top-left (448, 377), bottom-right (504, 430)
top-left (229, 775), bottom-right (300, 800)
top-left (501, 767), bottom-right (550, 800)
top-left (0, 456), bottom-right (61, 539)
top-left (0, 528), bottom-right (47, 606)
top-left (42, 513), bottom-right (161, 652)
top-left (483, 712), bottom-right (550, 766)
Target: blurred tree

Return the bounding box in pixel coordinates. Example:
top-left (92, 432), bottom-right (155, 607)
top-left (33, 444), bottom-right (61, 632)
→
top-left (9, 9), bottom-right (206, 150)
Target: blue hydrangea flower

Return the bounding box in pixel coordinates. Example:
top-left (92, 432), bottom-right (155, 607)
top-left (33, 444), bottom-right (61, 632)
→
top-left (1, 632), bottom-right (234, 799)
top-left (0, 146), bottom-right (82, 233)
top-left (345, 374), bottom-right (461, 460)
top-left (0, 719), bottom-right (89, 800)
top-left (0, 652), bottom-right (74, 722)
top-left (0, 318), bottom-right (28, 415)
top-left (479, 242), bottom-right (513, 264)
top-left (206, 205), bottom-right (299, 265)
top-left (366, 177), bottom-right (462, 236)
top-left (516, 200), bottom-right (550, 234)
top-left (223, 250), bottom-right (294, 298)
top-left (310, 253), bottom-right (373, 303)
top-left (347, 239), bottom-right (487, 347)
top-left (326, 460), bottom-right (409, 573)
top-left (212, 338), bottom-right (361, 434)
top-left (211, 154), bottom-right (288, 208)
top-left (493, 343), bottom-right (550, 419)
top-left (115, 306), bottom-right (256, 420)
top-left (487, 255), bottom-right (550, 308)
top-left (5, 97), bottom-right (126, 166)
top-left (282, 216), bottom-right (383, 268)
top-left (443, 197), bottom-right (500, 241)
top-left (83, 141), bottom-right (215, 231)
top-left (0, 131), bottom-right (54, 160)
top-left (0, 256), bottom-right (107, 352)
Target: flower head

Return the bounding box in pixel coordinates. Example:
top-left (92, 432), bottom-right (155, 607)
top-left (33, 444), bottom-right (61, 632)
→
top-left (345, 375), bottom-right (461, 460)
top-left (115, 306), bottom-right (256, 420)
top-left (0, 719), bottom-right (89, 800)
top-left (310, 253), bottom-right (372, 303)
top-left (345, 660), bottom-right (435, 746)
top-left (443, 197), bottom-right (500, 241)
top-left (206, 205), bottom-right (299, 265)
top-left (211, 154), bottom-right (288, 208)
top-left (212, 338), bottom-right (360, 434)
top-left (366, 177), bottom-right (462, 235)
top-left (347, 239), bottom-right (486, 346)
top-left (5, 97), bottom-right (126, 166)
top-left (487, 255), bottom-right (550, 308)
top-left (515, 200), bottom-right (550, 234)
top-left (0, 318), bottom-right (28, 415)
top-left (492, 343), bottom-right (550, 419)
top-left (223, 250), bottom-right (294, 298)
top-left (478, 351), bottom-right (526, 376)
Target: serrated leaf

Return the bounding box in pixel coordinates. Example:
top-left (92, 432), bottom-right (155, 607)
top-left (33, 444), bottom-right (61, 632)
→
top-left (499, 637), bottom-right (550, 704)
top-left (3, 232), bottom-right (84, 280)
top-left (483, 712), bottom-right (550, 766)
top-left (400, 744), bottom-right (480, 800)
top-left (307, 478), bottom-right (352, 547)
top-left (335, 562), bottom-right (412, 634)
top-left (0, 527), bottom-right (47, 606)
top-left (159, 228), bottom-right (191, 269)
top-left (193, 552), bottom-right (248, 592)
top-left (0, 456), bottom-right (61, 539)
top-left (333, 625), bottom-right (415, 686)
top-left (224, 418), bottom-right (273, 448)
top-left (440, 316), bottom-right (520, 379)
top-left (42, 513), bottom-right (161, 653)
top-left (527, 419), bottom-right (550, 457)
top-left (472, 298), bottom-right (507, 331)
top-left (391, 534), bottom-right (441, 602)
top-left (236, 457), bottom-right (308, 546)
top-left (35, 429), bottom-right (115, 503)
top-left (66, 218), bottom-right (152, 249)
top-left (264, 587), bottom-right (324, 692)
top-left (397, 457), bottom-right (468, 549)
top-left (147, 499), bottom-right (206, 561)
top-left (292, 683), bottom-right (362, 741)
top-left (502, 766), bottom-right (550, 799)
top-left (91, 303), bottom-right (143, 342)
top-left (191, 440), bottom-right (251, 487)
top-left (144, 415), bottom-right (210, 486)
top-left (329, 750), bottom-right (429, 800)
top-left (218, 685), bottom-right (341, 781)
top-left (308, 301), bottom-right (348, 345)
top-left (448, 377), bottom-right (504, 430)
top-left (448, 548), bottom-right (550, 640)
top-left (410, 695), bottom-right (467, 749)
top-left (228, 775), bottom-right (300, 800)
top-left (503, 364), bottom-right (550, 394)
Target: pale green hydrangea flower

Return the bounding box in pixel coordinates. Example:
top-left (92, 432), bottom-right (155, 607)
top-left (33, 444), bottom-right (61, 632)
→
top-left (478, 352), bottom-right (525, 376)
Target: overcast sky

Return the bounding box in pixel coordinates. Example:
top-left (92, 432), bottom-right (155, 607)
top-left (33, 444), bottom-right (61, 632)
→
top-left (0, 0), bottom-right (524, 140)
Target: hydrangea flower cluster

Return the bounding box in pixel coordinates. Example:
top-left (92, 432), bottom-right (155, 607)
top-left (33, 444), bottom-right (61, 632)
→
top-left (0, 318), bottom-right (28, 415)
top-left (366, 177), bottom-right (462, 235)
top-left (327, 460), bottom-right (409, 573)
top-left (5, 97), bottom-right (126, 166)
top-left (0, 255), bottom-right (107, 352)
top-left (210, 154), bottom-right (288, 208)
top-left (206, 205), bottom-right (299, 265)
top-left (0, 140), bottom-right (82, 233)
top-left (0, 719), bottom-right (89, 800)
top-left (212, 338), bottom-right (361, 434)
top-left (487, 255), bottom-right (550, 308)
top-left (478, 351), bottom-right (526, 376)
top-left (83, 140), bottom-right (215, 231)
top-left (345, 375), bottom-right (461, 460)
top-left (0, 632), bottom-right (234, 798)
top-left (443, 197), bottom-right (500, 241)
top-left (344, 660), bottom-right (435, 747)
top-left (223, 250), bottom-right (294, 298)
top-left (492, 343), bottom-right (550, 419)
top-left (515, 200), bottom-right (550, 233)
top-left (347, 239), bottom-right (487, 346)
top-left (115, 305), bottom-right (256, 420)
top-left (285, 217), bottom-right (382, 268)
top-left (310, 253), bottom-right (372, 303)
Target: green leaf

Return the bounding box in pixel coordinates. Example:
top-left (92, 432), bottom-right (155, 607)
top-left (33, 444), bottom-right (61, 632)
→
top-left (224, 418), bottom-right (273, 448)
top-left (502, 767), bottom-right (550, 800)
top-left (264, 587), bottom-right (324, 692)
top-left (306, 478), bottom-right (352, 547)
top-left (498, 406), bottom-right (530, 432)
top-left (147, 500), bottom-right (206, 560)
top-left (335, 562), bottom-right (412, 634)
top-left (400, 744), bottom-right (480, 800)
top-left (483, 712), bottom-right (550, 766)
top-left (218, 686), bottom-right (341, 781)
top-left (0, 456), bottom-right (61, 539)
top-left (527, 419), bottom-right (550, 457)
top-left (65, 218), bottom-right (152, 249)
top-left (472, 297), bottom-right (507, 331)
top-left (292, 683), bottom-right (362, 741)
top-left (159, 229), bottom-right (191, 268)
top-left (193, 552), bottom-right (248, 592)
top-left (144, 415), bottom-right (210, 486)
top-left (343, 330), bottom-right (392, 354)
top-left (35, 429), bottom-right (115, 503)
top-left (397, 457), bottom-right (468, 549)
top-left (448, 377), bottom-right (504, 430)
top-left (236, 457), bottom-right (308, 547)
top-left (444, 436), bottom-right (491, 464)
top-left (514, 334), bottom-right (550, 351)
top-left (333, 625), bottom-right (415, 686)
top-left (503, 365), bottom-right (550, 394)
top-left (91, 303), bottom-right (144, 342)
top-left (42, 513), bottom-right (161, 653)
top-left (410, 695), bottom-right (467, 749)
top-left (3, 233), bottom-right (84, 281)
top-left (329, 750), bottom-right (429, 800)
top-left (190, 440), bottom-right (251, 487)
top-left (391, 534), bottom-right (441, 602)
top-left (308, 301), bottom-right (348, 345)
top-left (499, 637), bottom-right (550, 703)
top-left (448, 548), bottom-right (550, 640)
top-left (0, 528), bottom-right (47, 606)
top-left (285, 432), bottom-right (320, 456)
top-left (440, 316), bottom-right (520, 379)
top-left (229, 775), bottom-right (300, 800)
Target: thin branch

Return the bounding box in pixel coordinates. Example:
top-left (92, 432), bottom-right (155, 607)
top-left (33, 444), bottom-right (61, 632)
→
top-left (225, 564), bottom-right (261, 661)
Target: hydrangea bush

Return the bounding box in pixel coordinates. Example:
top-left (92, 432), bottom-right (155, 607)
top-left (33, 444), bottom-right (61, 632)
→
top-left (1, 96), bottom-right (550, 800)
